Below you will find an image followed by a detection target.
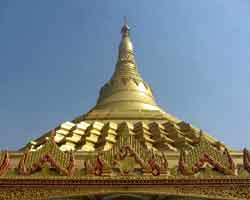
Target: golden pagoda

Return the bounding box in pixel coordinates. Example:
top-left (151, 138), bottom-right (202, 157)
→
top-left (1, 22), bottom-right (250, 200)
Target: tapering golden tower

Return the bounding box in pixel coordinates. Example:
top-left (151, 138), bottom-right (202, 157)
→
top-left (78, 21), bottom-right (176, 121)
top-left (0, 22), bottom-right (249, 200)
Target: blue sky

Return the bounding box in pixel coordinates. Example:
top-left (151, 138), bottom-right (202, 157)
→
top-left (1, 0), bottom-right (250, 149)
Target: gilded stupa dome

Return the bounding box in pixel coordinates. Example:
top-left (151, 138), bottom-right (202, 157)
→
top-left (24, 22), bottom-right (222, 153)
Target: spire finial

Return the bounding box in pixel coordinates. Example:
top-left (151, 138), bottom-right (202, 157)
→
top-left (124, 16), bottom-right (128, 25)
top-left (121, 17), bottom-right (130, 37)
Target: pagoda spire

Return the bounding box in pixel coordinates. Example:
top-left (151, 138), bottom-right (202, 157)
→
top-left (112, 19), bottom-right (141, 81)
top-left (82, 21), bottom-right (170, 120)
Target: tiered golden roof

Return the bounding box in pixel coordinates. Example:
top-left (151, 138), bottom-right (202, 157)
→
top-left (29, 121), bottom-right (221, 153)
top-left (25, 22), bottom-right (224, 153)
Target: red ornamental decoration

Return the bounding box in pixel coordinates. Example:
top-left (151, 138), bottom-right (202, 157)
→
top-left (0, 151), bottom-right (11, 176)
top-left (179, 148), bottom-right (236, 176)
top-left (19, 152), bottom-right (75, 176)
top-left (112, 146), bottom-right (145, 176)
top-left (243, 148), bottom-right (250, 173)
top-left (18, 140), bottom-right (75, 176)
top-left (148, 159), bottom-right (160, 176)
top-left (94, 156), bottom-right (104, 176)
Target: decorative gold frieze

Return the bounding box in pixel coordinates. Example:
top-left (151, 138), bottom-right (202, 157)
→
top-left (0, 178), bottom-right (250, 200)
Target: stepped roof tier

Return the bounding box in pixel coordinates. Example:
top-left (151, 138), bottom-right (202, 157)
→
top-left (1, 22), bottom-right (250, 200)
